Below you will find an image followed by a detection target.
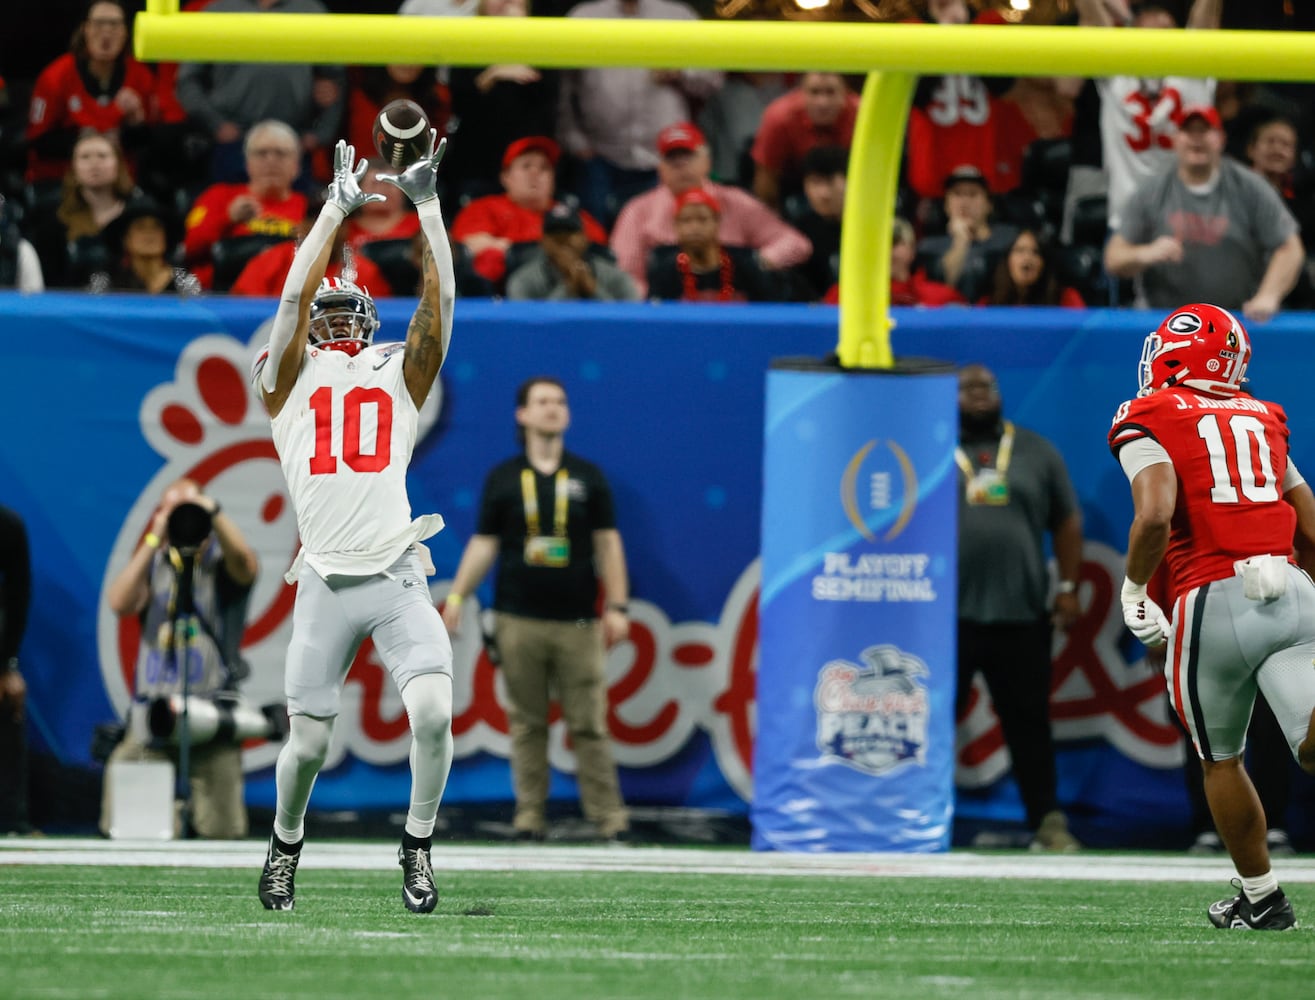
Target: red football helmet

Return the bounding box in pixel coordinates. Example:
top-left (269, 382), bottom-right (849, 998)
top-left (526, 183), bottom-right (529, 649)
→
top-left (1137, 303), bottom-right (1251, 398)
top-left (308, 277), bottom-right (379, 356)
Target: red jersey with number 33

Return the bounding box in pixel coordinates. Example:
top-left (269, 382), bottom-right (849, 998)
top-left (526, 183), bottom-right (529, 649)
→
top-left (1109, 389), bottom-right (1294, 597)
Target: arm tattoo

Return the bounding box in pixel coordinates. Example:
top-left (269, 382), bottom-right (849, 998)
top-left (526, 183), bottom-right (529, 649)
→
top-left (404, 240), bottom-right (444, 399)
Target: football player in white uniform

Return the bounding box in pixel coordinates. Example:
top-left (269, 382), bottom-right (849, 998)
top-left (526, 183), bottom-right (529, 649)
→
top-left (253, 135), bottom-right (456, 914)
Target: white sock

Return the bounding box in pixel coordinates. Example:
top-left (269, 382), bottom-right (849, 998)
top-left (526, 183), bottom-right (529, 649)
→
top-left (401, 674), bottom-right (454, 840)
top-left (273, 714), bottom-right (334, 846)
top-left (1242, 871), bottom-right (1279, 903)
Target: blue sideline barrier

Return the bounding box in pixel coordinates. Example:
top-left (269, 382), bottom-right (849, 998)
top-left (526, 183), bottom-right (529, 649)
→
top-left (2, 292), bottom-right (1313, 846)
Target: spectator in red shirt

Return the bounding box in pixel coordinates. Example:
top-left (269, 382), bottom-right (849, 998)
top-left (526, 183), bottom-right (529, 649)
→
top-left (750, 73), bottom-right (860, 213)
top-left (182, 119), bottom-right (307, 289)
top-left (343, 166), bottom-right (421, 252)
top-left (25, 0), bottom-right (161, 187)
top-left (978, 229), bottom-right (1086, 308)
top-left (610, 121), bottom-right (811, 297)
top-left (826, 216), bottom-right (965, 307)
top-left (229, 198), bottom-right (388, 298)
top-left (904, 0), bottom-right (1016, 200)
top-left (450, 135), bottom-right (607, 289)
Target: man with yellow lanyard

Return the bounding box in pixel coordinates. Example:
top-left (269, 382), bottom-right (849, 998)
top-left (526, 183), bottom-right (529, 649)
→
top-left (956, 363), bottom-right (1084, 852)
top-left (442, 376), bottom-right (631, 843)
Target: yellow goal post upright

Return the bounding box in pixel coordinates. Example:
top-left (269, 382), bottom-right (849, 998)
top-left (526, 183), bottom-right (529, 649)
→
top-left (135, 4), bottom-right (1315, 368)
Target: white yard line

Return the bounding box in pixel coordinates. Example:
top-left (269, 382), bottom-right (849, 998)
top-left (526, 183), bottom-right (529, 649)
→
top-left (4, 838), bottom-right (1315, 883)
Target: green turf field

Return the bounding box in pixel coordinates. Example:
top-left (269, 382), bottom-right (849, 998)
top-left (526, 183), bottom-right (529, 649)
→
top-left (3, 856), bottom-right (1313, 1000)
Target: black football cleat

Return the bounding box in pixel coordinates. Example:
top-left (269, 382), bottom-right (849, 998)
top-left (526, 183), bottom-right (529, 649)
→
top-left (399, 837), bottom-right (437, 914)
top-left (1208, 881), bottom-right (1297, 930)
top-left (259, 836), bottom-right (302, 911)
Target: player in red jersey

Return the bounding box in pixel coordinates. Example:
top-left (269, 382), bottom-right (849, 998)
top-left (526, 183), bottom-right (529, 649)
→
top-left (1109, 303), bottom-right (1315, 930)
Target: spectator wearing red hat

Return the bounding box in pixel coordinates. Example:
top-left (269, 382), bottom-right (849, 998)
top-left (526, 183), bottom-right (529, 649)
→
top-left (556, 0), bottom-right (722, 230)
top-left (610, 121), bottom-right (810, 298)
top-left (646, 188), bottom-right (778, 303)
top-left (1106, 104), bottom-right (1305, 322)
top-left (750, 73), bottom-right (860, 212)
top-left (451, 135), bottom-right (608, 289)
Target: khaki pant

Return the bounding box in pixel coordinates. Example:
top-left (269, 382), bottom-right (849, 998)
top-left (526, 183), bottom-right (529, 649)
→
top-left (495, 612), bottom-right (628, 837)
top-left (100, 729), bottom-right (248, 840)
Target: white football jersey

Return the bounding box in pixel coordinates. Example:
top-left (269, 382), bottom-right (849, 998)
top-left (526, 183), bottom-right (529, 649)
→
top-left (1098, 75), bottom-right (1216, 230)
top-left (269, 341), bottom-right (432, 579)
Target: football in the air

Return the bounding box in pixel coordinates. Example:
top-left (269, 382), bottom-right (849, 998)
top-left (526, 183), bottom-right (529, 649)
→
top-left (373, 99), bottom-right (431, 170)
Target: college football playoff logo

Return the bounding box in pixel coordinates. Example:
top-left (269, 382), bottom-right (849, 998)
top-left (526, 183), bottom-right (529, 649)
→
top-left (840, 439), bottom-right (918, 542)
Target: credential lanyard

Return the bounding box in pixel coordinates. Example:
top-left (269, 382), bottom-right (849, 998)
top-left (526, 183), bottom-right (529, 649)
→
top-left (954, 420), bottom-right (1015, 479)
top-left (521, 467), bottom-right (569, 537)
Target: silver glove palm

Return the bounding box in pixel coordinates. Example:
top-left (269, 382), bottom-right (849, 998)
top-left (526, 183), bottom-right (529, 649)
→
top-left (325, 140), bottom-right (385, 215)
top-left (377, 130), bottom-right (447, 207)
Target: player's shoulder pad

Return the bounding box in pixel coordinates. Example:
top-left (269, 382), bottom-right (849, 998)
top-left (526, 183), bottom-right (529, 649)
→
top-left (1108, 394), bottom-right (1163, 454)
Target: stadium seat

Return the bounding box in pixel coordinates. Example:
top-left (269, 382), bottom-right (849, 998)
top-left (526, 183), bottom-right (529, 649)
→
top-left (1054, 242), bottom-right (1108, 307)
top-left (1069, 195), bottom-right (1109, 249)
top-left (211, 235), bottom-right (291, 292)
top-left (995, 191), bottom-right (1052, 240)
top-left (1021, 138), bottom-right (1073, 197)
top-left (65, 235), bottom-right (115, 287)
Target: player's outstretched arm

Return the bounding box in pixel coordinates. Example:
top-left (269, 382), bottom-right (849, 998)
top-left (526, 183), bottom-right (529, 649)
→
top-left (260, 140), bottom-right (384, 417)
top-left (378, 131), bottom-right (455, 409)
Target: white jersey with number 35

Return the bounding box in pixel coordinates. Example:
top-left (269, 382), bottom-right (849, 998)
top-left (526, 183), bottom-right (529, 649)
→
top-left (271, 341), bottom-right (424, 578)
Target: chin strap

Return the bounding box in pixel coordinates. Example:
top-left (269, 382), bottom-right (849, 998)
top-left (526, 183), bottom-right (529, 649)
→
top-left (262, 203), bottom-right (348, 395)
top-left (416, 200), bottom-right (456, 363)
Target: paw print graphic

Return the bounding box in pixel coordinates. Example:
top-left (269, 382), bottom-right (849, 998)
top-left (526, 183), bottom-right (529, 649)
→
top-left (97, 330), bottom-right (298, 770)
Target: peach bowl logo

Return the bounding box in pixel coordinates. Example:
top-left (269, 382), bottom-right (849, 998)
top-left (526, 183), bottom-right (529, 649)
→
top-left (815, 644), bottom-right (929, 776)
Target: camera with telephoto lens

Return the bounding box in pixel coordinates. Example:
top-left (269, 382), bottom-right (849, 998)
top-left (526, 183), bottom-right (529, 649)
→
top-left (166, 501), bottom-right (212, 555)
top-left (144, 693), bottom-right (289, 747)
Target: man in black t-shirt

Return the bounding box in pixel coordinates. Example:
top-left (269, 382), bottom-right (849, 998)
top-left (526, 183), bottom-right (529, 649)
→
top-left (442, 377), bottom-right (631, 842)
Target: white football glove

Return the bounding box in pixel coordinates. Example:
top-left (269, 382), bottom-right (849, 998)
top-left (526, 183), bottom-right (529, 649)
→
top-left (1120, 578), bottom-right (1170, 649)
top-left (325, 140), bottom-right (385, 216)
top-left (377, 129), bottom-right (446, 208)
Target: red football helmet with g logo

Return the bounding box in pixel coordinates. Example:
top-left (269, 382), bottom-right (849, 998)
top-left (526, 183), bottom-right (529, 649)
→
top-left (1137, 303), bottom-right (1251, 398)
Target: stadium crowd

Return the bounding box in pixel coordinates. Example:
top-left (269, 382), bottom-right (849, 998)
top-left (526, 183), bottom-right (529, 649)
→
top-left (1, 0), bottom-right (1312, 311)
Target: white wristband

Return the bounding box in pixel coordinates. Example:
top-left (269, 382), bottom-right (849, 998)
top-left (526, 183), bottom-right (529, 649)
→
top-left (416, 199), bottom-right (443, 220)
top-left (1120, 578), bottom-right (1148, 603)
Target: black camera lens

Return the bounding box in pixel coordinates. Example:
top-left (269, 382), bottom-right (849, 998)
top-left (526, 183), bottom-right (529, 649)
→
top-left (167, 501), bottom-right (213, 551)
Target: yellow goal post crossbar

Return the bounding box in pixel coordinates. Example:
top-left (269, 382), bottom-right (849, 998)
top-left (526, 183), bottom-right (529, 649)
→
top-left (134, 7), bottom-right (1315, 366)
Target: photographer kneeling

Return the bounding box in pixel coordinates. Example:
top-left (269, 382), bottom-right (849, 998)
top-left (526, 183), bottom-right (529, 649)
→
top-left (102, 478), bottom-right (260, 839)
